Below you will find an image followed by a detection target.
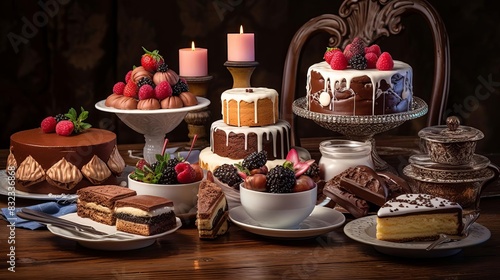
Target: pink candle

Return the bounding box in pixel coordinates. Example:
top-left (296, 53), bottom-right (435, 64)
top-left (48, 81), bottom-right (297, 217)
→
top-left (227, 25), bottom-right (255, 62)
top-left (179, 41), bottom-right (208, 77)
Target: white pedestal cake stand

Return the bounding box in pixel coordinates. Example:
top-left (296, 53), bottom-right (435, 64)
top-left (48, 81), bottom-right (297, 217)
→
top-left (292, 96), bottom-right (428, 171)
top-left (95, 97), bottom-right (210, 164)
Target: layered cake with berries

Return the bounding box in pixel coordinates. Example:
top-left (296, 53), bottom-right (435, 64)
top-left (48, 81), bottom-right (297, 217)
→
top-left (376, 194), bottom-right (463, 242)
top-left (7, 108), bottom-right (126, 194)
top-left (196, 173), bottom-right (229, 239)
top-left (307, 38), bottom-right (413, 115)
top-left (199, 87), bottom-right (291, 172)
top-left (115, 195), bottom-right (178, 236)
top-left (77, 185), bottom-right (137, 225)
top-left (105, 47), bottom-right (198, 110)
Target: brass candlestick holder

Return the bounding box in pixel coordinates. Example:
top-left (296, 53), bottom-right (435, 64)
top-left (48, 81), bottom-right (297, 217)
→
top-left (182, 75), bottom-right (213, 150)
top-left (224, 61), bottom-right (259, 88)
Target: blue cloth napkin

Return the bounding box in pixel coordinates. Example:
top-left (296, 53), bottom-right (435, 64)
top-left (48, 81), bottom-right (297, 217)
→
top-left (2, 202), bottom-right (77, 230)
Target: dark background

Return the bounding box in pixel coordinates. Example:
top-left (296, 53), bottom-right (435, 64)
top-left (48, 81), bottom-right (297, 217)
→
top-left (1, 0), bottom-right (499, 155)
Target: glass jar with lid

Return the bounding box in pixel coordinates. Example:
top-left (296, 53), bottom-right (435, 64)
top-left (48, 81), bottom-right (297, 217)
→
top-left (319, 139), bottom-right (374, 181)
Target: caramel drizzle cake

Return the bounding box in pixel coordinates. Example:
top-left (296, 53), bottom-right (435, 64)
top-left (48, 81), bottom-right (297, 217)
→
top-left (196, 174), bottom-right (229, 239)
top-left (76, 185), bottom-right (136, 225)
top-left (221, 87), bottom-right (278, 127)
top-left (115, 195), bottom-right (177, 236)
top-left (306, 61), bottom-right (413, 115)
top-left (376, 194), bottom-right (463, 242)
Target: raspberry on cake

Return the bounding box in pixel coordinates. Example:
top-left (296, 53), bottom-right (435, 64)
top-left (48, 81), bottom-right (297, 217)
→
top-left (77, 185), bottom-right (137, 225)
top-left (376, 194), bottom-right (463, 242)
top-left (115, 195), bottom-right (178, 236)
top-left (196, 173), bottom-right (229, 239)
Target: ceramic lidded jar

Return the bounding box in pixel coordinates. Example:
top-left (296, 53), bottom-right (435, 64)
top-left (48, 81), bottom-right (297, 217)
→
top-left (418, 116), bottom-right (484, 165)
top-left (403, 153), bottom-right (498, 212)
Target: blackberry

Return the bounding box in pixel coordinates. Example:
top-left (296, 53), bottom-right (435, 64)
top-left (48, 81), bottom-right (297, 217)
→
top-left (349, 54), bottom-right (367, 70)
top-left (55, 113), bottom-right (68, 122)
top-left (213, 164), bottom-right (243, 189)
top-left (159, 167), bottom-right (178, 184)
top-left (166, 157), bottom-right (181, 168)
top-left (157, 63), bottom-right (168, 72)
top-left (242, 151), bottom-right (267, 171)
top-left (304, 162), bottom-right (320, 180)
top-left (137, 77), bottom-right (155, 89)
top-left (172, 80), bottom-right (189, 96)
top-left (266, 165), bottom-right (296, 193)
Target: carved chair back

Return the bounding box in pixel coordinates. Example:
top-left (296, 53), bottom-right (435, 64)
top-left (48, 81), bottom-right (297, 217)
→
top-left (280, 0), bottom-right (450, 146)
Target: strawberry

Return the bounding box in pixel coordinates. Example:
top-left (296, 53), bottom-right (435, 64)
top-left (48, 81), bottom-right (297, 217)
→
top-left (376, 52), bottom-right (394, 70)
top-left (138, 84), bottom-right (155, 100)
top-left (55, 120), bottom-right (74, 136)
top-left (365, 44), bottom-right (381, 57)
top-left (113, 82), bottom-right (126, 95)
top-left (175, 162), bottom-right (197, 184)
top-left (155, 81), bottom-right (173, 100)
top-left (123, 81), bottom-right (138, 98)
top-left (323, 47), bottom-right (340, 64)
top-left (141, 47), bottom-right (164, 72)
top-left (365, 52), bottom-right (378, 69)
top-left (329, 51), bottom-right (348, 70)
top-left (41, 116), bottom-right (57, 133)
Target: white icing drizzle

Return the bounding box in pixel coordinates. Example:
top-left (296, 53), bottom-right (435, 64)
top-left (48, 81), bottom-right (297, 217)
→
top-left (377, 194), bottom-right (462, 217)
top-left (306, 61), bottom-right (413, 114)
top-left (199, 147), bottom-right (286, 172)
top-left (209, 119), bottom-right (290, 158)
top-left (220, 87), bottom-right (278, 126)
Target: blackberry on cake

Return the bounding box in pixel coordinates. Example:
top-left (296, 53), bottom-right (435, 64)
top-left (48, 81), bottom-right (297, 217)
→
top-left (213, 164), bottom-right (243, 189)
top-left (242, 150), bottom-right (267, 171)
top-left (115, 195), bottom-right (178, 236)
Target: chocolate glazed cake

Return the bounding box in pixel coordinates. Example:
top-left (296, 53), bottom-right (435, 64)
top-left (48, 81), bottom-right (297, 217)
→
top-left (9, 128), bottom-right (125, 194)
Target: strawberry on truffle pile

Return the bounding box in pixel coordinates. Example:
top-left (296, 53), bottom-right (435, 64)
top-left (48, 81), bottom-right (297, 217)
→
top-left (324, 37), bottom-right (394, 71)
top-left (213, 149), bottom-right (320, 193)
top-left (105, 47), bottom-right (198, 110)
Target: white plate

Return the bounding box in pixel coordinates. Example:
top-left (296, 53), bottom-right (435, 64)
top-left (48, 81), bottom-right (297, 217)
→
top-left (0, 167), bottom-right (131, 201)
top-left (95, 97), bottom-right (210, 114)
top-left (229, 206), bottom-right (345, 239)
top-left (344, 215), bottom-right (491, 258)
top-left (47, 213), bottom-right (181, 250)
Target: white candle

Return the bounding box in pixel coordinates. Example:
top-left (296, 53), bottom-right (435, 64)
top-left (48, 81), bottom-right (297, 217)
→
top-left (179, 41), bottom-right (208, 77)
top-left (227, 25), bottom-right (255, 62)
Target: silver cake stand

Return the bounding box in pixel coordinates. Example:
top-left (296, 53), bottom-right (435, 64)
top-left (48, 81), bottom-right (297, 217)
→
top-left (96, 97), bottom-right (210, 164)
top-left (292, 96), bottom-right (428, 171)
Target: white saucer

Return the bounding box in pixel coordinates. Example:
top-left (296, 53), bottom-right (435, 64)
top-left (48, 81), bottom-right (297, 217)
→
top-left (229, 206), bottom-right (345, 239)
top-left (344, 215), bottom-right (491, 258)
top-left (47, 213), bottom-right (181, 250)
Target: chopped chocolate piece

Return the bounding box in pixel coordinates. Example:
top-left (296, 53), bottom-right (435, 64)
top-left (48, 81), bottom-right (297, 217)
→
top-left (340, 177), bottom-right (387, 206)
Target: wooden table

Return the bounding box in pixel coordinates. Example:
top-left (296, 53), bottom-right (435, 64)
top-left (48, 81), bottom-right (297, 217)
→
top-left (1, 137), bottom-right (499, 279)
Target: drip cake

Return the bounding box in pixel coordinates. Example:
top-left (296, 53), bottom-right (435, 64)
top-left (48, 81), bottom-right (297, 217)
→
top-left (7, 108), bottom-right (126, 194)
top-left (376, 194), bottom-right (463, 242)
top-left (199, 87), bottom-right (291, 172)
top-left (307, 38), bottom-right (413, 115)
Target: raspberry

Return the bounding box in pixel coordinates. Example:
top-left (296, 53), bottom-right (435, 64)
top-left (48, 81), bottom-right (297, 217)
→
top-left (349, 37), bottom-right (366, 56)
top-left (55, 120), bottom-right (74, 136)
top-left (376, 52), bottom-right (394, 70)
top-left (175, 162), bottom-right (197, 184)
top-left (138, 84), bottom-right (155, 100)
top-left (40, 116), bottom-right (57, 133)
top-left (155, 81), bottom-right (173, 100)
top-left (323, 47), bottom-right (340, 64)
top-left (124, 70), bottom-right (132, 83)
top-left (113, 82), bottom-right (126, 95)
top-left (365, 52), bottom-right (378, 69)
top-left (329, 51), bottom-right (348, 70)
top-left (343, 43), bottom-right (354, 61)
top-left (365, 44), bottom-right (381, 57)
top-left (123, 81), bottom-right (138, 98)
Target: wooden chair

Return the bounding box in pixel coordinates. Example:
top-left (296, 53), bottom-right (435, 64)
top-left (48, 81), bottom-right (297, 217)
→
top-left (280, 0), bottom-right (450, 147)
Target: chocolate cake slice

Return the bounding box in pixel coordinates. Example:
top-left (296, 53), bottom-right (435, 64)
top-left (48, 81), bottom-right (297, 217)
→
top-left (196, 173), bottom-right (229, 239)
top-left (77, 185), bottom-right (136, 225)
top-left (114, 195), bottom-right (177, 236)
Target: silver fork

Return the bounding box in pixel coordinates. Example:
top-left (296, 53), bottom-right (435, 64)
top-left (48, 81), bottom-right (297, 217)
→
top-left (425, 211), bottom-right (480, 251)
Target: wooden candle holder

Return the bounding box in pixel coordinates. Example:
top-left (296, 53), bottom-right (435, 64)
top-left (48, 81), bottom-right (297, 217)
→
top-left (181, 75), bottom-right (213, 150)
top-left (224, 61), bottom-right (259, 88)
